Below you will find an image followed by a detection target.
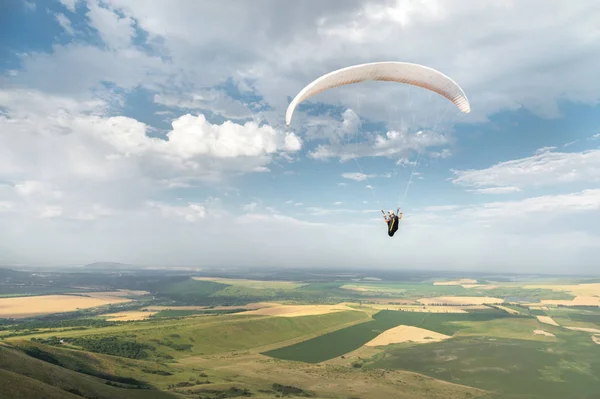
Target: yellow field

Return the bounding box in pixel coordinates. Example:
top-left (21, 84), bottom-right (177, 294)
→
top-left (528, 306), bottom-right (549, 311)
top-left (192, 277), bottom-right (305, 289)
top-left (100, 311), bottom-right (157, 321)
top-left (533, 329), bottom-right (555, 337)
top-left (417, 296), bottom-right (503, 305)
top-left (433, 279), bottom-right (477, 286)
top-left (341, 285), bottom-right (369, 292)
top-left (536, 316), bottom-right (559, 326)
top-left (365, 325), bottom-right (451, 346)
top-left (495, 305), bottom-right (520, 315)
top-left (539, 296), bottom-right (600, 306)
top-left (0, 295), bottom-right (131, 318)
top-left (565, 327), bottom-right (600, 334)
top-left (522, 283), bottom-right (600, 297)
top-left (236, 303), bottom-right (356, 318)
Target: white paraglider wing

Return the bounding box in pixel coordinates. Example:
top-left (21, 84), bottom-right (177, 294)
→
top-left (285, 62), bottom-right (470, 126)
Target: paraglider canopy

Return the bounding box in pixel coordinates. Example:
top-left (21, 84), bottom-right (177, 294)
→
top-left (285, 61), bottom-right (470, 126)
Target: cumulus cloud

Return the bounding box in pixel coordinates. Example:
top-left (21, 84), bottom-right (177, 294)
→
top-left (451, 148), bottom-right (600, 190)
top-left (0, 89), bottom-right (300, 185)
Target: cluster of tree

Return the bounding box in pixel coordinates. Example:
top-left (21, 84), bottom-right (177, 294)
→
top-left (272, 383), bottom-right (315, 397)
top-left (64, 336), bottom-right (153, 359)
top-left (30, 336), bottom-right (62, 346)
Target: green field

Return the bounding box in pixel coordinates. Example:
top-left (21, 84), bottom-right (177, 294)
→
top-left (15, 310), bottom-right (370, 360)
top-left (337, 281), bottom-right (576, 301)
top-left (368, 334), bottom-right (600, 399)
top-left (262, 309), bottom-right (513, 363)
top-left (150, 309), bottom-right (247, 318)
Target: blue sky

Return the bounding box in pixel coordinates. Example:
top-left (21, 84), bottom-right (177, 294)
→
top-left (1, 0), bottom-right (599, 273)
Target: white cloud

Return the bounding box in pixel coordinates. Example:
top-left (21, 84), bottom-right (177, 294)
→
top-left (163, 114), bottom-right (300, 159)
top-left (421, 189), bottom-right (600, 221)
top-left (86, 0), bottom-right (136, 50)
top-left (341, 172), bottom-right (376, 182)
top-left (451, 149), bottom-right (600, 189)
top-left (396, 157), bottom-right (417, 167)
top-left (24, 1), bottom-right (36, 12)
top-left (304, 108), bottom-right (361, 143)
top-left (430, 149), bottom-right (452, 159)
top-left (60, 0), bottom-right (79, 12)
top-left (535, 146), bottom-right (557, 154)
top-left (56, 13), bottom-right (75, 35)
top-left (7, 0), bottom-right (600, 131)
top-left (0, 89), bottom-right (299, 185)
top-left (154, 91), bottom-right (256, 120)
top-left (470, 186), bottom-right (522, 194)
top-left (310, 129), bottom-right (450, 161)
top-left (454, 189), bottom-right (600, 221)
top-left (564, 140), bottom-right (579, 147)
top-left (236, 213), bottom-right (323, 227)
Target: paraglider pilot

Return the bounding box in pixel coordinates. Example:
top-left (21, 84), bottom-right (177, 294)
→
top-left (382, 208), bottom-right (402, 237)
